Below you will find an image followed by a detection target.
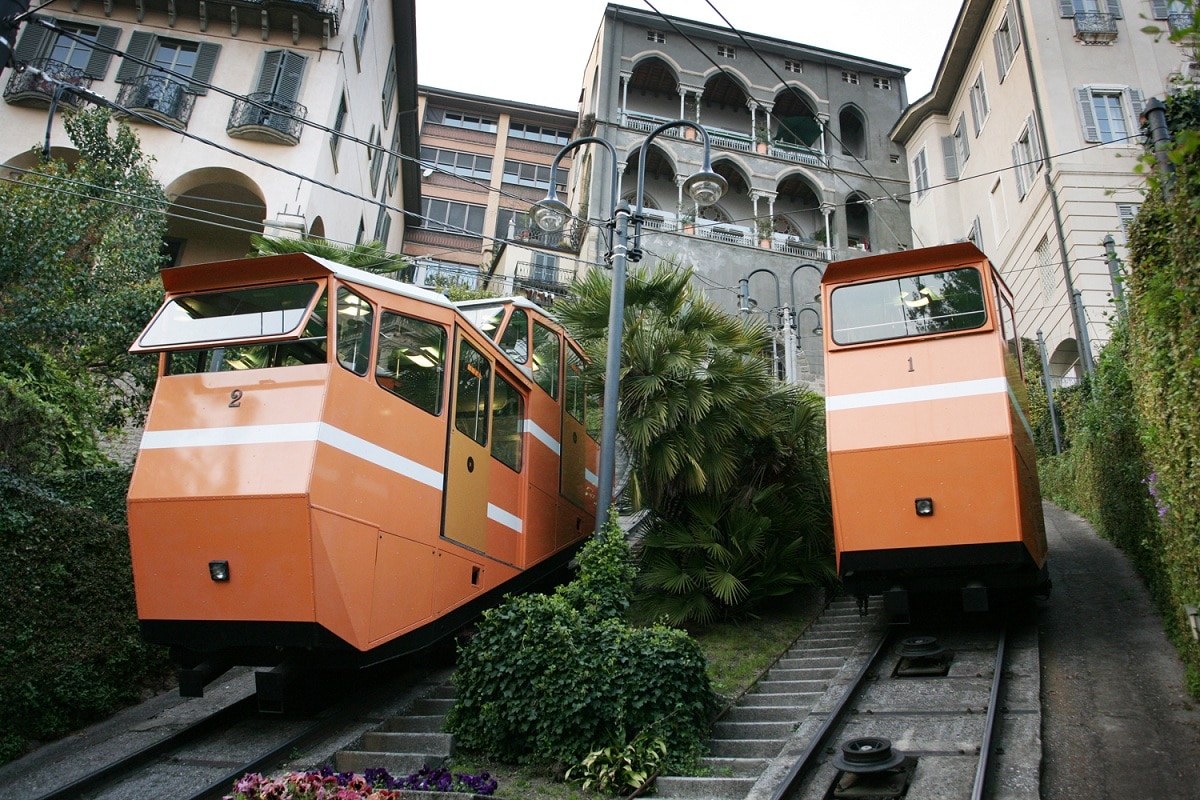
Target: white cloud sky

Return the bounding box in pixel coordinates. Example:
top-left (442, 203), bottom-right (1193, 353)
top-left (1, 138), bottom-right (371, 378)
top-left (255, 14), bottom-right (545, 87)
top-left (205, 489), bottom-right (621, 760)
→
top-left (415, 0), bottom-right (963, 110)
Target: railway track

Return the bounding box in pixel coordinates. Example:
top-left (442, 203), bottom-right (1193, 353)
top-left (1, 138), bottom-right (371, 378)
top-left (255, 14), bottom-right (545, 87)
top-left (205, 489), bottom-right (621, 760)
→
top-left (650, 596), bottom-right (1040, 800)
top-left (2, 657), bottom-right (455, 800)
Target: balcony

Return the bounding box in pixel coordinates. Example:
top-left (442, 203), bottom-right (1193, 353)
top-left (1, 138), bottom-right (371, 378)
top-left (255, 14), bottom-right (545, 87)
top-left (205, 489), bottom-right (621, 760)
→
top-left (3, 60), bottom-right (92, 108)
top-left (101, 0), bottom-right (343, 46)
top-left (115, 75), bottom-right (195, 127)
top-left (227, 93), bottom-right (307, 145)
top-left (513, 260), bottom-right (576, 296)
top-left (622, 112), bottom-right (827, 166)
top-left (1073, 13), bottom-right (1118, 44)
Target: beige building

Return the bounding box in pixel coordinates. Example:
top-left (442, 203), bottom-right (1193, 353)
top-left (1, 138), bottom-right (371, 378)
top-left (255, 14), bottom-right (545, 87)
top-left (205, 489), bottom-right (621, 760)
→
top-left (1, 0), bottom-right (420, 265)
top-left (558, 3), bottom-right (916, 383)
top-left (402, 86), bottom-right (584, 303)
top-left (891, 0), bottom-right (1193, 384)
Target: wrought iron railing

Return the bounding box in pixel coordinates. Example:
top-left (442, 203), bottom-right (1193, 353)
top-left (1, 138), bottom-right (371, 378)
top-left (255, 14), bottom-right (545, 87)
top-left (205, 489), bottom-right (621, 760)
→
top-left (513, 260), bottom-right (577, 294)
top-left (771, 140), bottom-right (824, 167)
top-left (3, 59), bottom-right (91, 107)
top-left (116, 75), bottom-right (194, 126)
top-left (227, 93), bottom-right (307, 144)
top-left (1073, 13), bottom-right (1118, 43)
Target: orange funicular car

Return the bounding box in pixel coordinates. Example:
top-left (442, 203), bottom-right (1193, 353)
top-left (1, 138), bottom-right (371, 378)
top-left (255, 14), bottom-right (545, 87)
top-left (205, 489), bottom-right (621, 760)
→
top-left (821, 243), bottom-right (1048, 614)
top-left (127, 253), bottom-right (597, 697)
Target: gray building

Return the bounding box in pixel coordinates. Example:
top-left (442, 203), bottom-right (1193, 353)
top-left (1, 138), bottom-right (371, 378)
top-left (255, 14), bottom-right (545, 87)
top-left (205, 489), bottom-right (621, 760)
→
top-left (560, 3), bottom-right (915, 383)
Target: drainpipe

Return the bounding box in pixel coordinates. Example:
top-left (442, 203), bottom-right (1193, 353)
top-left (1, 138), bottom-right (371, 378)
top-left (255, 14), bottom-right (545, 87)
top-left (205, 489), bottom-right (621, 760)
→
top-left (1013, 0), bottom-right (1093, 375)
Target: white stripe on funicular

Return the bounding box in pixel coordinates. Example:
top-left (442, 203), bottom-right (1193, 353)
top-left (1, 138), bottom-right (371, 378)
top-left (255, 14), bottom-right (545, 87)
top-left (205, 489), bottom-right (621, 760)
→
top-left (525, 419), bottom-right (561, 455)
top-left (140, 422), bottom-right (444, 490)
top-left (487, 503), bottom-right (524, 533)
top-left (825, 377), bottom-right (1008, 412)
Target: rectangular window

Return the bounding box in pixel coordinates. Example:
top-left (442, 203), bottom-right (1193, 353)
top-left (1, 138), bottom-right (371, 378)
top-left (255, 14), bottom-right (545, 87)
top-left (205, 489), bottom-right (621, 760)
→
top-left (381, 47), bottom-right (397, 122)
top-left (419, 146), bottom-right (492, 180)
top-left (1036, 235), bottom-right (1056, 300)
top-left (994, 3), bottom-right (1022, 81)
top-left (717, 44), bottom-right (736, 58)
top-left (1012, 114), bottom-right (1042, 199)
top-left (873, 77), bottom-right (891, 90)
top-left (784, 59), bottom-right (802, 73)
top-left (970, 71), bottom-right (990, 135)
top-left (336, 287), bottom-right (373, 376)
top-left (12, 18), bottom-right (122, 79)
top-left (140, 282), bottom-right (320, 349)
top-left (386, 123), bottom-right (402, 194)
top-left (532, 321), bottom-right (560, 399)
top-left (352, 0), bottom-right (370, 71)
top-left (1117, 202), bottom-right (1139, 240)
top-left (565, 347), bottom-right (586, 424)
top-left (530, 252), bottom-right (559, 284)
top-left (330, 93), bottom-right (347, 160)
top-left (830, 268), bottom-right (988, 345)
top-left (492, 375), bottom-right (523, 472)
top-left (912, 147), bottom-right (930, 198)
top-left (503, 159), bottom-right (566, 193)
top-left (455, 339), bottom-right (491, 445)
top-left (375, 311), bottom-right (447, 416)
top-left (842, 70), bottom-right (859, 85)
top-left (373, 195), bottom-right (391, 244)
top-left (499, 308), bottom-right (529, 364)
top-left (369, 129), bottom-right (384, 193)
top-left (647, 30), bottom-right (665, 43)
top-left (421, 198), bottom-right (486, 236)
top-left (1076, 87), bottom-right (1142, 143)
top-left (427, 108), bottom-right (498, 133)
top-left (116, 31), bottom-right (220, 94)
top-left (508, 122), bottom-right (572, 146)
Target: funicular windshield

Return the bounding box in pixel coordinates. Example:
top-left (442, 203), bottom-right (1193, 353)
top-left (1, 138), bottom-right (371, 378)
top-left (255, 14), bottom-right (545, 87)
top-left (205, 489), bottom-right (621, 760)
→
top-left (830, 267), bottom-right (987, 345)
top-left (134, 282), bottom-right (329, 374)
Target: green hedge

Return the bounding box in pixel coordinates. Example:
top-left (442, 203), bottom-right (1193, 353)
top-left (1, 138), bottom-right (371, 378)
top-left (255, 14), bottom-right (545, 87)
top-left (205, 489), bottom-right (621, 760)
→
top-left (0, 468), bottom-right (172, 763)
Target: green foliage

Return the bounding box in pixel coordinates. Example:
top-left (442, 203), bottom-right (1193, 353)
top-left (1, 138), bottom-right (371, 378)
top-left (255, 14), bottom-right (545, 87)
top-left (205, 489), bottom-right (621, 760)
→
top-left (0, 108), bottom-right (166, 474)
top-left (565, 728), bottom-right (667, 794)
top-left (553, 263), bottom-right (834, 624)
top-left (0, 468), bottom-right (172, 763)
top-left (446, 521), bottom-right (715, 780)
top-left (1122, 90), bottom-right (1200, 694)
top-left (1046, 81), bottom-right (1200, 696)
top-left (250, 234), bottom-right (410, 277)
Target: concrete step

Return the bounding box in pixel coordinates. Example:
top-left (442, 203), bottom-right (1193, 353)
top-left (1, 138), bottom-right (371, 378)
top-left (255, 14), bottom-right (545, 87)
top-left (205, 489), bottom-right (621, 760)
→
top-left (754, 679), bottom-right (829, 694)
top-left (361, 731), bottom-right (455, 756)
top-left (707, 737), bottom-right (784, 758)
top-left (412, 697), bottom-right (454, 716)
top-left (335, 750), bottom-right (442, 776)
top-left (738, 690), bottom-right (822, 707)
top-left (692, 756), bottom-right (768, 777)
top-left (653, 775), bottom-right (758, 799)
top-left (775, 656), bottom-right (847, 670)
top-left (381, 714), bottom-right (446, 733)
top-left (712, 719), bottom-right (798, 739)
top-left (723, 704), bottom-right (810, 723)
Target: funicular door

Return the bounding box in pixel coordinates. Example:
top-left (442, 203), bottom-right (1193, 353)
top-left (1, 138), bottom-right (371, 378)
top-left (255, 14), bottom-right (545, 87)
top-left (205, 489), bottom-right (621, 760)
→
top-left (443, 329), bottom-right (492, 551)
top-left (560, 343), bottom-right (590, 511)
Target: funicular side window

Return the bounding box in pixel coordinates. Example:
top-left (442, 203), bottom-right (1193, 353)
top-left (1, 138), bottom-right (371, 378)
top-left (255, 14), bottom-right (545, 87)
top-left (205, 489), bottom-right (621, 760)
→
top-left (455, 339), bottom-right (491, 445)
top-left (499, 308), bottom-right (529, 364)
top-left (830, 267), bottom-right (987, 345)
top-left (336, 287), bottom-right (374, 376)
top-left (375, 311), bottom-right (447, 415)
top-left (532, 321), bottom-right (560, 398)
top-left (492, 374), bottom-right (523, 472)
top-left (565, 346), bottom-right (586, 424)
top-left (993, 273), bottom-right (1023, 378)
top-left (161, 284), bottom-right (328, 374)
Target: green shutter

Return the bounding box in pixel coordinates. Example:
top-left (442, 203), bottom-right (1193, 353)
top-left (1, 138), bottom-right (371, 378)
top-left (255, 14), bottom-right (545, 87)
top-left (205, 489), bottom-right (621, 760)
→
top-left (275, 51), bottom-right (306, 103)
top-left (187, 42), bottom-right (220, 95)
top-left (12, 21), bottom-right (52, 65)
top-left (83, 26), bottom-right (121, 79)
top-left (116, 30), bottom-right (155, 83)
top-left (254, 50), bottom-right (283, 95)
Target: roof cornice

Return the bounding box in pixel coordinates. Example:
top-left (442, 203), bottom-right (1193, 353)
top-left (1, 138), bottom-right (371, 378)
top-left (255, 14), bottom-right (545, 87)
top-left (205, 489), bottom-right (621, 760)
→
top-left (891, 0), bottom-right (994, 142)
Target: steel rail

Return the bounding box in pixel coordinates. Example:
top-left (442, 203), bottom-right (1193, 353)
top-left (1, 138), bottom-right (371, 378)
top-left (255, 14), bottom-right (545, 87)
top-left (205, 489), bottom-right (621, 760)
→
top-left (972, 626), bottom-right (1009, 800)
top-left (768, 627), bottom-right (893, 800)
top-left (30, 694), bottom-right (259, 800)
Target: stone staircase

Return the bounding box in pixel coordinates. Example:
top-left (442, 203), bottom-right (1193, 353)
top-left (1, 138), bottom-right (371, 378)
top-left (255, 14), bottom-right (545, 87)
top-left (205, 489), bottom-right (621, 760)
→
top-left (335, 683), bottom-right (457, 777)
top-left (651, 597), bottom-right (869, 799)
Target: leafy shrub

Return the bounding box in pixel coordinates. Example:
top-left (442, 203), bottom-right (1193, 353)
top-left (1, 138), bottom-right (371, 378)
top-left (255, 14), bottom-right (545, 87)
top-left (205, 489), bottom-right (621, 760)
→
top-left (0, 468), bottom-right (172, 763)
top-left (446, 522), bottom-right (715, 778)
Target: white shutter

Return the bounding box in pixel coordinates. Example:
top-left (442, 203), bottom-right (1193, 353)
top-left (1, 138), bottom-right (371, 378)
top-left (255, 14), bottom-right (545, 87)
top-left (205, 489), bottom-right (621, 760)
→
top-left (1059, 0), bottom-right (1077, 17)
top-left (1027, 114), bottom-right (1043, 167)
top-left (1009, 2), bottom-right (1022, 50)
top-left (1151, 0), bottom-right (1170, 18)
top-left (942, 135), bottom-right (959, 180)
top-left (1125, 88), bottom-right (1146, 127)
top-left (1013, 143), bottom-right (1027, 199)
top-left (1076, 88), bottom-right (1100, 142)
top-left (1105, 0), bottom-right (1123, 19)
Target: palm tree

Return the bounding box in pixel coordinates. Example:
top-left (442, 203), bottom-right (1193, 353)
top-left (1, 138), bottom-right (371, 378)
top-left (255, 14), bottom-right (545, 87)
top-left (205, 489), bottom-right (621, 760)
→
top-left (554, 262), bottom-right (834, 624)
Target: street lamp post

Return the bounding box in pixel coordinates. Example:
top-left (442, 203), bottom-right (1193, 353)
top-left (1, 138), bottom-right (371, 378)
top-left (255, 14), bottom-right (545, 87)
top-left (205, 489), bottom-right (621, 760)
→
top-left (531, 121), bottom-right (727, 533)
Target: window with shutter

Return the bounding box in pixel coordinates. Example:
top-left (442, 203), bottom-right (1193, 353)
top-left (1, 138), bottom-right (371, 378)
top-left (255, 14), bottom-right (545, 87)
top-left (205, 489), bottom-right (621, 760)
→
top-left (11, 18), bottom-right (120, 79)
top-left (1076, 86), bottom-right (1138, 143)
top-left (353, 0), bottom-right (370, 71)
top-left (381, 48), bottom-right (397, 122)
top-left (941, 135), bottom-right (959, 181)
top-left (115, 31), bottom-right (219, 94)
